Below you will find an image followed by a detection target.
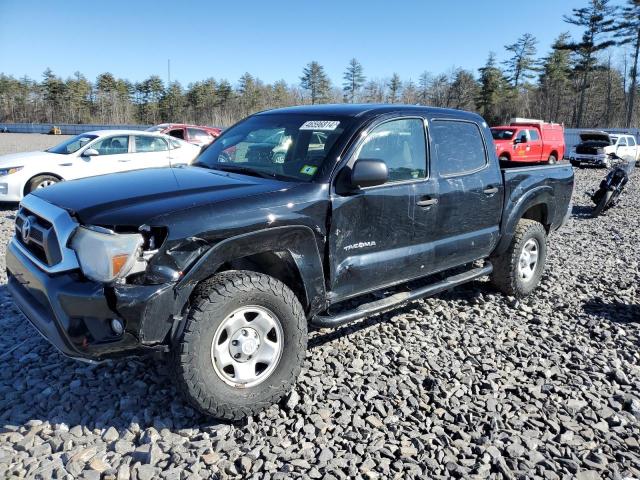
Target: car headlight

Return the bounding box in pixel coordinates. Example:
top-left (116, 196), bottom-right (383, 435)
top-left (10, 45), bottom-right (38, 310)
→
top-left (70, 226), bottom-right (143, 283)
top-left (0, 166), bottom-right (23, 176)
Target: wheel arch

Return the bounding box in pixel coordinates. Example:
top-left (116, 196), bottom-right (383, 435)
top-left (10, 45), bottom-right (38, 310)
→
top-left (493, 187), bottom-right (555, 256)
top-left (23, 172), bottom-right (64, 196)
top-left (176, 226), bottom-right (327, 317)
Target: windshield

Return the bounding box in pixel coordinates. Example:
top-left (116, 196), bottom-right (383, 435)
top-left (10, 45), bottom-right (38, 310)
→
top-left (194, 114), bottom-right (352, 182)
top-left (46, 134), bottom-right (98, 154)
top-left (145, 125), bottom-right (168, 132)
top-left (491, 128), bottom-right (515, 140)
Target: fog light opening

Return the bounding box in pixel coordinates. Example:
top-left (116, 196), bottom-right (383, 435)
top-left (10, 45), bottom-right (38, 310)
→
top-left (110, 318), bottom-right (124, 336)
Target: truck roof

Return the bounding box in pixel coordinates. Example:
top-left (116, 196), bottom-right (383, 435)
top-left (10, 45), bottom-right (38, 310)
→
top-left (257, 103), bottom-right (485, 122)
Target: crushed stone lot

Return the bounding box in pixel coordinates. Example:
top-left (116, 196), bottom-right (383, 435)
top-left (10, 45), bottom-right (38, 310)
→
top-left (0, 132), bottom-right (638, 479)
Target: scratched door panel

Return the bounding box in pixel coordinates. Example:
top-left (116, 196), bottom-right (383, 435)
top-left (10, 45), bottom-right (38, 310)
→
top-left (328, 183), bottom-right (422, 301)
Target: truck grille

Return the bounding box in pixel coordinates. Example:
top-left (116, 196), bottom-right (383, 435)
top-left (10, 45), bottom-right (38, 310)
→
top-left (15, 207), bottom-right (62, 266)
top-left (11, 195), bottom-right (80, 274)
top-left (576, 145), bottom-right (600, 155)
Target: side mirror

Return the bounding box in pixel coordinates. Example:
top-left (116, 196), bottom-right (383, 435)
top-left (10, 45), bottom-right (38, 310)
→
top-left (83, 148), bottom-right (99, 157)
top-left (351, 159), bottom-right (388, 189)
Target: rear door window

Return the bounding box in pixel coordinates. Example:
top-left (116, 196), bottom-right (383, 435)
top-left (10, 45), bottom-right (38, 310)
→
top-left (431, 120), bottom-right (487, 176)
top-left (135, 135), bottom-right (168, 152)
top-left (628, 136), bottom-right (636, 146)
top-left (188, 128), bottom-right (213, 143)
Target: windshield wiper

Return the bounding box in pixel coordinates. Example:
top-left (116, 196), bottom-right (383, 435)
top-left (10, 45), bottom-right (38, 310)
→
top-left (203, 164), bottom-right (297, 181)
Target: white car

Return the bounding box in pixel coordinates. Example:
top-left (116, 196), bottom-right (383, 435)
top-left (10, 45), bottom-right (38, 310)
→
top-left (0, 130), bottom-right (202, 202)
top-left (570, 131), bottom-right (639, 168)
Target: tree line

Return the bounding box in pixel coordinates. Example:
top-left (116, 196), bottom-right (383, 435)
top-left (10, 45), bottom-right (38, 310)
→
top-left (0, 0), bottom-right (638, 129)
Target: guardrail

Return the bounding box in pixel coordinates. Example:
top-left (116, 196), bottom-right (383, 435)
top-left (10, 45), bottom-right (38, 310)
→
top-left (0, 123), bottom-right (151, 135)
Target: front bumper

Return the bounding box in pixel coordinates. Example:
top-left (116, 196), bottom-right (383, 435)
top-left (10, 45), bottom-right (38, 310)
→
top-left (570, 154), bottom-right (608, 166)
top-left (6, 238), bottom-right (177, 361)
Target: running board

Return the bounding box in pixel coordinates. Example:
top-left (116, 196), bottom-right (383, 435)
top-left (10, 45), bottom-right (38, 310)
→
top-left (311, 263), bottom-right (493, 329)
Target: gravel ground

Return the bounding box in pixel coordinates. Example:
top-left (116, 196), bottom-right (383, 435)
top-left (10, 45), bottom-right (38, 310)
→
top-left (0, 134), bottom-right (638, 480)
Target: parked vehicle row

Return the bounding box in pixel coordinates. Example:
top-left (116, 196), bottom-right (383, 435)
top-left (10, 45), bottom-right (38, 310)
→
top-left (491, 118), bottom-right (565, 164)
top-left (0, 131), bottom-right (201, 202)
top-left (5, 104), bottom-right (574, 420)
top-left (569, 130), bottom-right (640, 168)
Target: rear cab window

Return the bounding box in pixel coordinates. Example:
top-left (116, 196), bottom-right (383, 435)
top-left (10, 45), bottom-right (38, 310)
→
top-left (431, 120), bottom-right (487, 176)
top-left (135, 135), bottom-right (168, 152)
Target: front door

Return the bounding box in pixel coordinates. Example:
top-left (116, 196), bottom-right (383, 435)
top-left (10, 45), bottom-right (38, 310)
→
top-left (329, 117), bottom-right (431, 301)
top-left (75, 134), bottom-right (133, 179)
top-left (527, 128), bottom-right (543, 161)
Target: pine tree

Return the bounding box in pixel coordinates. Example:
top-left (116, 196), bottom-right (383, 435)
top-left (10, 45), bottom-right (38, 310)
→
top-left (538, 33), bottom-right (573, 122)
top-left (615, 0), bottom-right (640, 127)
top-left (562, 0), bottom-right (617, 127)
top-left (503, 33), bottom-right (539, 88)
top-left (300, 61), bottom-right (331, 104)
top-left (477, 53), bottom-right (508, 125)
top-left (342, 58), bottom-right (366, 103)
top-left (387, 73), bottom-right (402, 103)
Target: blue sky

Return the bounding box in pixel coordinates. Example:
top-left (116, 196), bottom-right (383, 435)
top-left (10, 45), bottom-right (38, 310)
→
top-left (0, 0), bottom-right (624, 87)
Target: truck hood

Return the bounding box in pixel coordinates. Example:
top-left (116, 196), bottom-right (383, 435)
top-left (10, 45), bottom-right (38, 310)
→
top-left (579, 132), bottom-right (610, 143)
top-left (32, 167), bottom-right (290, 226)
top-left (0, 150), bottom-right (62, 166)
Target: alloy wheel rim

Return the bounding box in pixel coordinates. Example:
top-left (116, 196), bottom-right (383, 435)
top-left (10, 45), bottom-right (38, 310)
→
top-left (517, 238), bottom-right (539, 282)
top-left (36, 180), bottom-right (56, 189)
top-left (211, 306), bottom-right (283, 388)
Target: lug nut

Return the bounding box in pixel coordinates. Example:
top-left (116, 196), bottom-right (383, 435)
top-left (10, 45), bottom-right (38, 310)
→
top-left (242, 329), bottom-right (247, 336)
top-left (232, 340), bottom-right (239, 346)
top-left (234, 353), bottom-right (241, 359)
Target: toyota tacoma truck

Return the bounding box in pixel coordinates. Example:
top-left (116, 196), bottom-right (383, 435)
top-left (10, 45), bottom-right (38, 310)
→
top-left (6, 105), bottom-right (574, 419)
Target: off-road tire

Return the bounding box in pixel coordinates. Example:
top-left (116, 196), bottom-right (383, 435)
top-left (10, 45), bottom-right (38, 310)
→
top-left (173, 270), bottom-right (307, 420)
top-left (489, 219), bottom-right (547, 297)
top-left (26, 174), bottom-right (59, 193)
top-left (591, 190), bottom-right (613, 218)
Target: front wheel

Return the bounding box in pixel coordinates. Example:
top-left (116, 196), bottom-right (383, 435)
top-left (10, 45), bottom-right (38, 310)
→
top-left (26, 174), bottom-right (59, 193)
top-left (173, 271), bottom-right (307, 420)
top-left (490, 219), bottom-right (547, 297)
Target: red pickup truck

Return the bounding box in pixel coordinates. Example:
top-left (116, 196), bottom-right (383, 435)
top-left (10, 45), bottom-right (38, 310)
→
top-left (491, 119), bottom-right (565, 164)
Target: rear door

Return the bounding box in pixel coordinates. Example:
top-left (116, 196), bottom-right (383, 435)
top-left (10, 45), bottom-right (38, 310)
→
top-left (329, 116), bottom-right (433, 300)
top-left (627, 136), bottom-right (639, 161)
top-left (426, 118), bottom-right (503, 271)
top-left (131, 135), bottom-right (171, 170)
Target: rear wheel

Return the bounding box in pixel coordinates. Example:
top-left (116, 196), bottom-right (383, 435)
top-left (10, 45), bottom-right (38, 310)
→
top-left (26, 175), bottom-right (59, 194)
top-left (173, 271), bottom-right (307, 419)
top-left (490, 219), bottom-right (547, 297)
top-left (591, 190), bottom-right (613, 218)
top-left (547, 154), bottom-right (557, 164)
top-left (499, 156), bottom-right (509, 163)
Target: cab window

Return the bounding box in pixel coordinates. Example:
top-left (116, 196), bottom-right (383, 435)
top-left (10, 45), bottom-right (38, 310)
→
top-left (168, 128), bottom-right (185, 140)
top-left (91, 135), bottom-right (129, 155)
top-left (355, 118), bottom-right (427, 182)
top-left (628, 136), bottom-right (636, 146)
top-left (529, 129), bottom-right (540, 141)
top-left (431, 120), bottom-right (487, 176)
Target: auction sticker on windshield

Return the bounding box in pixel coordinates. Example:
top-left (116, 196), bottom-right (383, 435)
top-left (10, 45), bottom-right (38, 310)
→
top-left (300, 120), bottom-right (340, 131)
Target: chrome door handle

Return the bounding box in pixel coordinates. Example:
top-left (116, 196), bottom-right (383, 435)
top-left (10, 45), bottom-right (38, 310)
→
top-left (416, 197), bottom-right (438, 207)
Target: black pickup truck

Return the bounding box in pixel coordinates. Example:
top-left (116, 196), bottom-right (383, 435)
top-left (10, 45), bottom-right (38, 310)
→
top-left (6, 105), bottom-right (574, 419)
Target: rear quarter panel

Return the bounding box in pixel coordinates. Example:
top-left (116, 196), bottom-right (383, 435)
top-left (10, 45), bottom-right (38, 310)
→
top-left (494, 163), bottom-right (574, 255)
